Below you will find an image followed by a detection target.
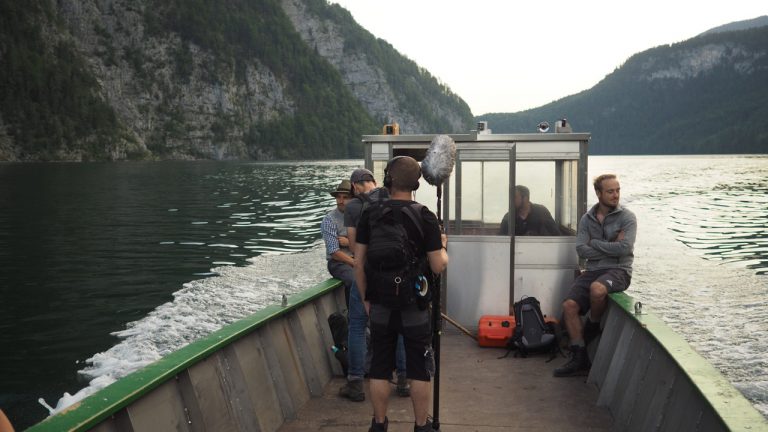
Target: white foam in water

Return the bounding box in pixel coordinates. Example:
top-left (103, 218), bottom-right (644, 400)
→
top-left (44, 245), bottom-right (328, 415)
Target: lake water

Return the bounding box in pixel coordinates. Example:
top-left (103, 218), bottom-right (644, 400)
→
top-left (0, 156), bottom-right (766, 429)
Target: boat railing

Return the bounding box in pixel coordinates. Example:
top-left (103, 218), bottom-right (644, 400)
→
top-left (591, 291), bottom-right (768, 431)
top-left (25, 278), bottom-right (346, 432)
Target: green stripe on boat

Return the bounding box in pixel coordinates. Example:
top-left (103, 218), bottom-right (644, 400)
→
top-left (26, 278), bottom-right (343, 432)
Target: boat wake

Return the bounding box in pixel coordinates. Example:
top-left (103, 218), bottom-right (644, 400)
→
top-left (41, 245), bottom-right (329, 415)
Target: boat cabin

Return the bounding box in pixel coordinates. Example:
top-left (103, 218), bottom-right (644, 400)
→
top-left (362, 123), bottom-right (589, 324)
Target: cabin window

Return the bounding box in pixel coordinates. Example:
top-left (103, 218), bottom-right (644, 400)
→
top-left (451, 160), bottom-right (510, 236)
top-left (448, 159), bottom-right (578, 237)
top-left (513, 160), bottom-right (578, 236)
top-left (559, 159), bottom-right (579, 235)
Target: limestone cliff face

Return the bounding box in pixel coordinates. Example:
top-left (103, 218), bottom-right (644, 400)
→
top-left (280, 0), bottom-right (469, 134)
top-left (0, 0), bottom-right (473, 161)
top-left (280, 0), bottom-right (417, 131)
top-left (56, 0), bottom-right (293, 160)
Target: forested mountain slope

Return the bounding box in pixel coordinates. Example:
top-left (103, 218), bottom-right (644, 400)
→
top-left (481, 24), bottom-right (768, 154)
top-left (0, 0), bottom-right (472, 161)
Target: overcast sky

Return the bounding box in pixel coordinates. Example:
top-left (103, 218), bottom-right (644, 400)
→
top-left (330, 1), bottom-right (766, 115)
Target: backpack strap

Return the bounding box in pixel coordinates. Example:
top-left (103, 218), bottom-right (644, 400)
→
top-left (402, 203), bottom-right (425, 239)
top-left (386, 201), bottom-right (425, 239)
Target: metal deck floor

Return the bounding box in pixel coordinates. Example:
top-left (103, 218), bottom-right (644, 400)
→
top-left (279, 329), bottom-right (613, 431)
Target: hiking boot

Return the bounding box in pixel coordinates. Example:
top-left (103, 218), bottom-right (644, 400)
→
top-left (339, 379), bottom-right (365, 402)
top-left (368, 416), bottom-right (388, 432)
top-left (414, 419), bottom-right (436, 432)
top-left (584, 320), bottom-right (602, 347)
top-left (396, 374), bottom-right (410, 397)
top-left (553, 345), bottom-right (591, 377)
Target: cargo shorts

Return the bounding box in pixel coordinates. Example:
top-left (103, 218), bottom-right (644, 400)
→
top-left (566, 268), bottom-right (631, 314)
top-left (368, 303), bottom-right (434, 382)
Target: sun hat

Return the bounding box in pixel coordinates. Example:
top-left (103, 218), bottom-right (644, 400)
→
top-left (330, 179), bottom-right (353, 197)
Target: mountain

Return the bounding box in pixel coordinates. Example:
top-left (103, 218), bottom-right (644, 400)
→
top-left (699, 15), bottom-right (768, 36)
top-left (480, 21), bottom-right (768, 154)
top-left (0, 0), bottom-right (473, 161)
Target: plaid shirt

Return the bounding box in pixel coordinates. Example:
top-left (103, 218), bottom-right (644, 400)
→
top-left (321, 208), bottom-right (349, 260)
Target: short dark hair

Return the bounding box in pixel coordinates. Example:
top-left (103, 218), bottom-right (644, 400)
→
top-left (388, 156), bottom-right (421, 192)
top-left (593, 174), bottom-right (617, 192)
top-left (515, 185), bottom-right (530, 200)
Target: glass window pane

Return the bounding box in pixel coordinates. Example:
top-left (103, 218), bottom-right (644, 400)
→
top-left (483, 161), bottom-right (509, 224)
top-left (456, 160), bottom-right (510, 235)
top-left (461, 161), bottom-right (483, 222)
top-left (515, 161), bottom-right (557, 236)
top-left (516, 161), bottom-right (556, 213)
top-left (514, 160), bottom-right (578, 236)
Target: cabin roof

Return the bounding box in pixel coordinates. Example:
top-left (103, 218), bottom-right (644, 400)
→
top-left (362, 132), bottom-right (591, 143)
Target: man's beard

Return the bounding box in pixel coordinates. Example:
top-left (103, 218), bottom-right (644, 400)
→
top-left (599, 197), bottom-right (617, 211)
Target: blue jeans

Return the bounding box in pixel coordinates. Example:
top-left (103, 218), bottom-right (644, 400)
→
top-left (328, 260), bottom-right (354, 306)
top-left (348, 281), bottom-right (406, 380)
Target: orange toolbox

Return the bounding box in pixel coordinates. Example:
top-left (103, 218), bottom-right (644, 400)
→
top-left (477, 315), bottom-right (515, 347)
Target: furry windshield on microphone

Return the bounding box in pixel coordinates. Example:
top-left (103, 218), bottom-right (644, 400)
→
top-left (421, 135), bottom-right (456, 186)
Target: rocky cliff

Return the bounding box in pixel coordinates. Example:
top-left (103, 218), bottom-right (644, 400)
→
top-left (0, 0), bottom-right (473, 161)
top-left (280, 0), bottom-right (469, 134)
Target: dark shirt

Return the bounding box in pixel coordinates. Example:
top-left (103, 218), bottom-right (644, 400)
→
top-left (344, 187), bottom-right (387, 229)
top-left (499, 203), bottom-right (560, 236)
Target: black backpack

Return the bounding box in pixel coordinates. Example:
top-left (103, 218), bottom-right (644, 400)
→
top-left (506, 296), bottom-right (559, 359)
top-left (327, 312), bottom-right (349, 376)
top-left (364, 198), bottom-right (427, 309)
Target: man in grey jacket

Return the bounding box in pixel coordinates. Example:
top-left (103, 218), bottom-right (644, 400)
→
top-left (554, 174), bottom-right (637, 377)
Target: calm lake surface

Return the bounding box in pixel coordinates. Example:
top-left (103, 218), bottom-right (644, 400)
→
top-left (0, 156), bottom-right (766, 428)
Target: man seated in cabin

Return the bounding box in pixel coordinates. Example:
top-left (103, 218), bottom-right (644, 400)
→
top-left (321, 179), bottom-right (355, 305)
top-left (499, 185), bottom-right (560, 236)
top-left (554, 174), bottom-right (637, 377)
top-left (354, 157), bottom-right (448, 432)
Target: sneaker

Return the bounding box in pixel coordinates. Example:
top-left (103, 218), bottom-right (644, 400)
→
top-left (369, 416), bottom-right (388, 432)
top-left (396, 374), bottom-right (410, 397)
top-left (339, 379), bottom-right (365, 402)
top-left (414, 419), bottom-right (436, 432)
top-left (553, 345), bottom-right (591, 377)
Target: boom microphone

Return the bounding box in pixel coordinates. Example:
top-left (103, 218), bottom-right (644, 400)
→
top-left (420, 133), bottom-right (456, 432)
top-left (421, 135), bottom-right (456, 186)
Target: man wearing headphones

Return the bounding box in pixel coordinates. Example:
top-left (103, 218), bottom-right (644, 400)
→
top-left (354, 156), bottom-right (448, 432)
top-left (340, 168), bottom-right (410, 402)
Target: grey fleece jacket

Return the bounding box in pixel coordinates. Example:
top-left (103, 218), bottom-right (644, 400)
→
top-left (575, 203), bottom-right (637, 277)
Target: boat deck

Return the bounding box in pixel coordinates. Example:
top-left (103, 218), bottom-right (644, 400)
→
top-left (279, 329), bottom-right (613, 431)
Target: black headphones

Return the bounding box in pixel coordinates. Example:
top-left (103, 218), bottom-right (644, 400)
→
top-left (384, 156), bottom-right (420, 191)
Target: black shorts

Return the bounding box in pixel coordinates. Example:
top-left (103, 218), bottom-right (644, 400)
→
top-left (566, 269), bottom-right (631, 314)
top-left (368, 303), bottom-right (434, 382)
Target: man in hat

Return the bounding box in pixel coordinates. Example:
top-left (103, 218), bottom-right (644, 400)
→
top-left (321, 179), bottom-right (355, 305)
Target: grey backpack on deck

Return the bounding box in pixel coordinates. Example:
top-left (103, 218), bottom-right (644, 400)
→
top-left (507, 296), bottom-right (558, 359)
